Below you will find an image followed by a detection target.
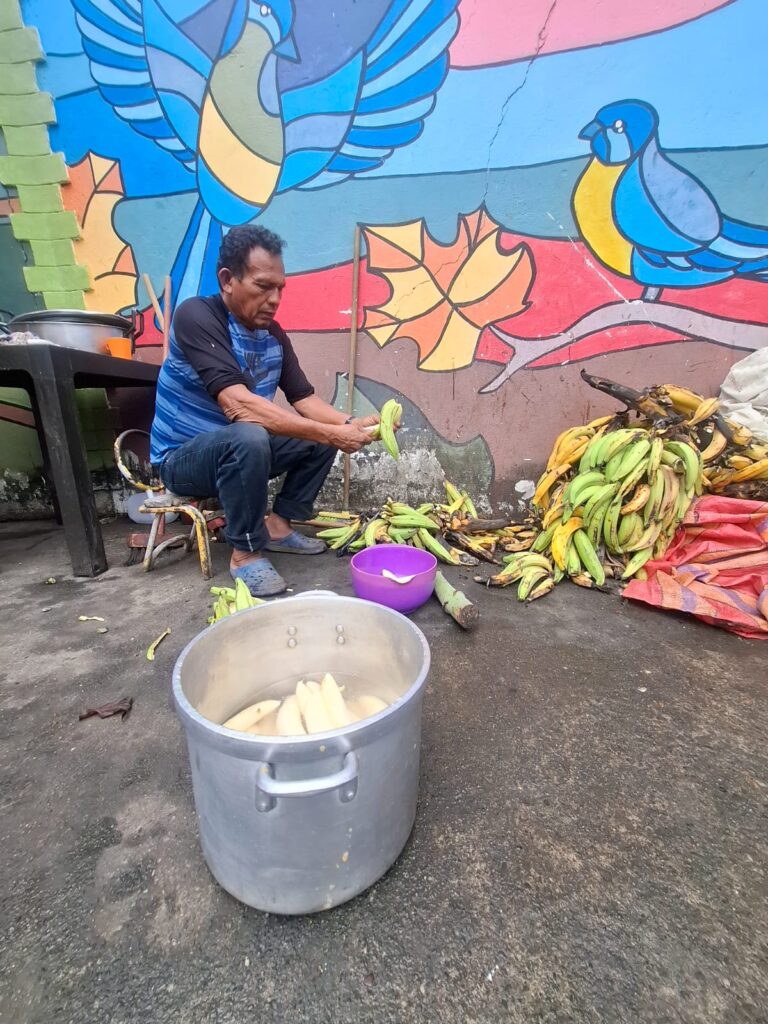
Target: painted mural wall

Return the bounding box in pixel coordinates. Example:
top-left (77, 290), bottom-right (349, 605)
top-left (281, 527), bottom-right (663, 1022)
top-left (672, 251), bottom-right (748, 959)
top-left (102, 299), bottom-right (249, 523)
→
top-left (1, 0), bottom-right (767, 513)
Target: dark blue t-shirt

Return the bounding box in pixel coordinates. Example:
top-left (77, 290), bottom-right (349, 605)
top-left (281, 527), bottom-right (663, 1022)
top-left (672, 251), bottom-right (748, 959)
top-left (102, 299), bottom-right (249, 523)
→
top-left (150, 295), bottom-right (313, 464)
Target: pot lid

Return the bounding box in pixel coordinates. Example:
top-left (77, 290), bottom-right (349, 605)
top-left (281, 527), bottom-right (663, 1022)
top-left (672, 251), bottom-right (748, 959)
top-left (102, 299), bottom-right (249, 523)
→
top-left (9, 308), bottom-right (132, 330)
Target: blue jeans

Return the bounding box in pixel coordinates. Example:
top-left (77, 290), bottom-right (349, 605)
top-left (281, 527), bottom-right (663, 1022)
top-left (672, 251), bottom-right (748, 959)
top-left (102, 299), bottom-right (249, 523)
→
top-left (160, 423), bottom-right (336, 552)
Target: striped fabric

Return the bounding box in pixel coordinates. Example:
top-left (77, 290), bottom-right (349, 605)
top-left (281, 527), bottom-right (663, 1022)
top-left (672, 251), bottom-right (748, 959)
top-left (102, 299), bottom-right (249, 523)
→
top-left (150, 313), bottom-right (284, 464)
top-left (624, 496), bottom-right (768, 639)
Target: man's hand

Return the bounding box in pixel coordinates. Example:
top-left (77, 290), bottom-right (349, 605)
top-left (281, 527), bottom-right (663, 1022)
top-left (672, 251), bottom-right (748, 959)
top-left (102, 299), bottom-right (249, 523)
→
top-left (327, 422), bottom-right (376, 454)
top-left (351, 413), bottom-right (400, 433)
top-left (351, 413), bottom-right (380, 431)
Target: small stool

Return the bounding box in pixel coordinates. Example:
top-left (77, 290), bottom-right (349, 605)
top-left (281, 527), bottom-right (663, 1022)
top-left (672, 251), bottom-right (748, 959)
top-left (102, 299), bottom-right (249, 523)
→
top-left (138, 490), bottom-right (222, 579)
top-left (114, 430), bottom-right (225, 579)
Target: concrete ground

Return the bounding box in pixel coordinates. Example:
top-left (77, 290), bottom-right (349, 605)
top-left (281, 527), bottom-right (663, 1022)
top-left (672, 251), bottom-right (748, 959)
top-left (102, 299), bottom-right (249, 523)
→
top-left (0, 518), bottom-right (766, 1024)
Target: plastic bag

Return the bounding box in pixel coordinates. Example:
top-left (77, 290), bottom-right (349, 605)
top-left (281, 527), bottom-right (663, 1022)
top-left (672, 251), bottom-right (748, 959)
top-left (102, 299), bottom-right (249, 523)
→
top-left (0, 331), bottom-right (40, 345)
top-left (719, 348), bottom-right (768, 441)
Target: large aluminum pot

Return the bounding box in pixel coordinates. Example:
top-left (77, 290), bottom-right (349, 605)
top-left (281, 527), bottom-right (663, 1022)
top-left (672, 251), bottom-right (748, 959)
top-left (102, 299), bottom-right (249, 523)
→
top-left (2, 308), bottom-right (142, 353)
top-left (172, 592), bottom-right (431, 915)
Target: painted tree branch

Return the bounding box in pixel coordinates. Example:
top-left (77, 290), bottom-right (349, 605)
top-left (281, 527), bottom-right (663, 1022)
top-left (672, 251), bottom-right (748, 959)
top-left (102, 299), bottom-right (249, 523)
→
top-left (480, 300), bottom-right (768, 394)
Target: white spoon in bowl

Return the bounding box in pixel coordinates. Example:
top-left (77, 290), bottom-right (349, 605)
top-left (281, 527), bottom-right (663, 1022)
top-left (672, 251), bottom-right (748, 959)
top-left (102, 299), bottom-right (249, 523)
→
top-left (381, 568), bottom-right (417, 585)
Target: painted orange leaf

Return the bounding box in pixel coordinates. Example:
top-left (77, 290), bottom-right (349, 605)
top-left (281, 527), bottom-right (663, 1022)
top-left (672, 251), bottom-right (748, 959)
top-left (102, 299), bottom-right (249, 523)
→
top-left (62, 153), bottom-right (137, 313)
top-left (362, 208), bottom-right (534, 371)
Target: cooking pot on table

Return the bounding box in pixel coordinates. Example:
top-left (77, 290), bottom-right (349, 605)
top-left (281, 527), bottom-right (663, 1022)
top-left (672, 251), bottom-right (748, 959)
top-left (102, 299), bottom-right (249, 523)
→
top-left (0, 308), bottom-right (144, 354)
top-left (173, 592), bottom-right (431, 915)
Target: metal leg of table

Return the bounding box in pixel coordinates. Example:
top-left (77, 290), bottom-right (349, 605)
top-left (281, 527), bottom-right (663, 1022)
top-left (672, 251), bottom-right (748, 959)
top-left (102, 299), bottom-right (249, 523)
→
top-left (31, 366), bottom-right (108, 576)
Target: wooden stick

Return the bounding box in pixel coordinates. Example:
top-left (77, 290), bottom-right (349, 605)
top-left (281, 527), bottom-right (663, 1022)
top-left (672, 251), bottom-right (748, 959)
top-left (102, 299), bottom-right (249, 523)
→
top-left (162, 275), bottom-right (171, 361)
top-left (142, 273), bottom-right (164, 332)
top-left (434, 571), bottom-right (479, 630)
top-left (342, 223), bottom-right (362, 509)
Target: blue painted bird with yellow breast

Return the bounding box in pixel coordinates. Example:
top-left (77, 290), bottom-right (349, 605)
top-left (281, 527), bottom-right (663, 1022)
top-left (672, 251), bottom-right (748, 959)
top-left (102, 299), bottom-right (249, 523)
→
top-left (573, 99), bottom-right (768, 300)
top-left (72, 0), bottom-right (460, 305)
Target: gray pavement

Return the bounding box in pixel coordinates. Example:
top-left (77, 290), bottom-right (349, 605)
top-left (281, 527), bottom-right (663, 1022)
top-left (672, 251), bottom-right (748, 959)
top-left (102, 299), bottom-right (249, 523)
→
top-left (0, 519), bottom-right (766, 1024)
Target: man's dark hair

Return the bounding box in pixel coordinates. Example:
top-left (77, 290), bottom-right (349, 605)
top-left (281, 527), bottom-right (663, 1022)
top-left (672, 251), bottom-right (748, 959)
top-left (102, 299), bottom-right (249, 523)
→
top-left (217, 225), bottom-right (285, 278)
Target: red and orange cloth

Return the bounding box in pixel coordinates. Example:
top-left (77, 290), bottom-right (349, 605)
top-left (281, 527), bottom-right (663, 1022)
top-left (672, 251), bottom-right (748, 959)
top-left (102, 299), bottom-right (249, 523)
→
top-left (624, 496), bottom-right (768, 640)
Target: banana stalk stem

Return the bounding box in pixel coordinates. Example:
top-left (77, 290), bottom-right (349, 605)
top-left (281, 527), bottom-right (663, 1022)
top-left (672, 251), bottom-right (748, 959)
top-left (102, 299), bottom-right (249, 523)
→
top-left (580, 370), bottom-right (677, 423)
top-left (446, 530), bottom-right (501, 564)
top-left (461, 517), bottom-right (513, 534)
top-left (433, 571), bottom-right (479, 630)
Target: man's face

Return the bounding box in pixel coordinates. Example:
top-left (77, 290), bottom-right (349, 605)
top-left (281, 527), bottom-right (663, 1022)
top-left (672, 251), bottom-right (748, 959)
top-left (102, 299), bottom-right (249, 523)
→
top-left (219, 247), bottom-right (286, 331)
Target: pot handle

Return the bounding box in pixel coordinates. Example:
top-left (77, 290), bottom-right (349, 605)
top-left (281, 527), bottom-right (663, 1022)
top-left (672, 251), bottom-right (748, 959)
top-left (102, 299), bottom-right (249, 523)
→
top-left (255, 751), bottom-right (358, 812)
top-left (130, 307), bottom-right (145, 346)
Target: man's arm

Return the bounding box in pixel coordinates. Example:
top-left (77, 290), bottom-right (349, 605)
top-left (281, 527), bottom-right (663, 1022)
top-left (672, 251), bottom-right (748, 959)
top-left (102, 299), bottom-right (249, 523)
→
top-left (217, 385), bottom-right (373, 453)
top-left (293, 393), bottom-right (379, 431)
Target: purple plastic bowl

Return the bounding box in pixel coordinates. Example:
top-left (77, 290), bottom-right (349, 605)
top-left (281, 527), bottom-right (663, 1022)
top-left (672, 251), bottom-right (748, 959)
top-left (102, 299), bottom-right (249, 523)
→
top-left (350, 544), bottom-right (437, 613)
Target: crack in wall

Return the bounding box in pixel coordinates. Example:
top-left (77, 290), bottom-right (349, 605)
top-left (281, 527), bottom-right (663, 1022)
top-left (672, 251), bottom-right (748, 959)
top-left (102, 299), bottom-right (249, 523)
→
top-left (480, 0), bottom-right (560, 212)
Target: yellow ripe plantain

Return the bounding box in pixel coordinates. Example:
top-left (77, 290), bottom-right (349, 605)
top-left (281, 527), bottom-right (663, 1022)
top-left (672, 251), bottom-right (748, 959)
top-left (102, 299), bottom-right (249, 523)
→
top-left (727, 455), bottom-right (752, 470)
top-left (501, 537), bottom-right (535, 553)
top-left (587, 414), bottom-right (616, 430)
top-left (316, 509), bottom-right (357, 520)
top-left (728, 422), bottom-right (753, 446)
top-left (550, 516), bottom-right (583, 570)
top-left (541, 485), bottom-right (567, 527)
top-left (707, 468), bottom-right (733, 490)
top-left (570, 572), bottom-right (595, 589)
top-left (727, 457), bottom-right (768, 483)
top-left (473, 535), bottom-right (497, 550)
top-left (657, 384), bottom-right (703, 414)
top-left (561, 437), bottom-right (591, 466)
top-left (687, 396), bottom-right (720, 426)
top-left (699, 428), bottom-right (728, 464)
top-left (548, 425), bottom-right (592, 470)
top-left (533, 463), bottom-right (572, 509)
top-left (621, 483), bottom-right (651, 515)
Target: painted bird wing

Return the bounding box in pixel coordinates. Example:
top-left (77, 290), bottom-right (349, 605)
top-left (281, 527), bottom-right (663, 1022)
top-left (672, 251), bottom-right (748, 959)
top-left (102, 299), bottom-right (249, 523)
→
top-left (613, 139), bottom-right (721, 259)
top-left (72, 0), bottom-right (218, 169)
top-left (615, 138), bottom-right (768, 279)
top-left (275, 0), bottom-right (460, 193)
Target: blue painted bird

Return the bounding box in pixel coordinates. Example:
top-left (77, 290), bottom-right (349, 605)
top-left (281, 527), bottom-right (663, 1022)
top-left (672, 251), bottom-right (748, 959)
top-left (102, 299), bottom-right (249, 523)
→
top-left (72, 0), bottom-right (460, 305)
top-left (573, 99), bottom-right (768, 300)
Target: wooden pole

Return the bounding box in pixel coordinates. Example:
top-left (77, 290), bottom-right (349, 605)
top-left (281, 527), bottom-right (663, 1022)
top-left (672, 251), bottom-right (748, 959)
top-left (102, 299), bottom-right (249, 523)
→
top-left (342, 224), bottom-right (362, 509)
top-left (142, 273), bottom-right (164, 332)
top-left (162, 275), bottom-right (171, 362)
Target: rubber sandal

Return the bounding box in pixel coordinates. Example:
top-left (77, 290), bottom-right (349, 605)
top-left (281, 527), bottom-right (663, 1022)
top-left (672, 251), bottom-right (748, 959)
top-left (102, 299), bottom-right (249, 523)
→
top-left (265, 530), bottom-right (327, 555)
top-left (230, 559), bottom-right (288, 597)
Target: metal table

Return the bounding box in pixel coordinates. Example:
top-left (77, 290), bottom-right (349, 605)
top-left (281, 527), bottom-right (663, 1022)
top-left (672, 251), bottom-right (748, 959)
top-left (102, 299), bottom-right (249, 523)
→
top-left (0, 343), bottom-right (158, 576)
